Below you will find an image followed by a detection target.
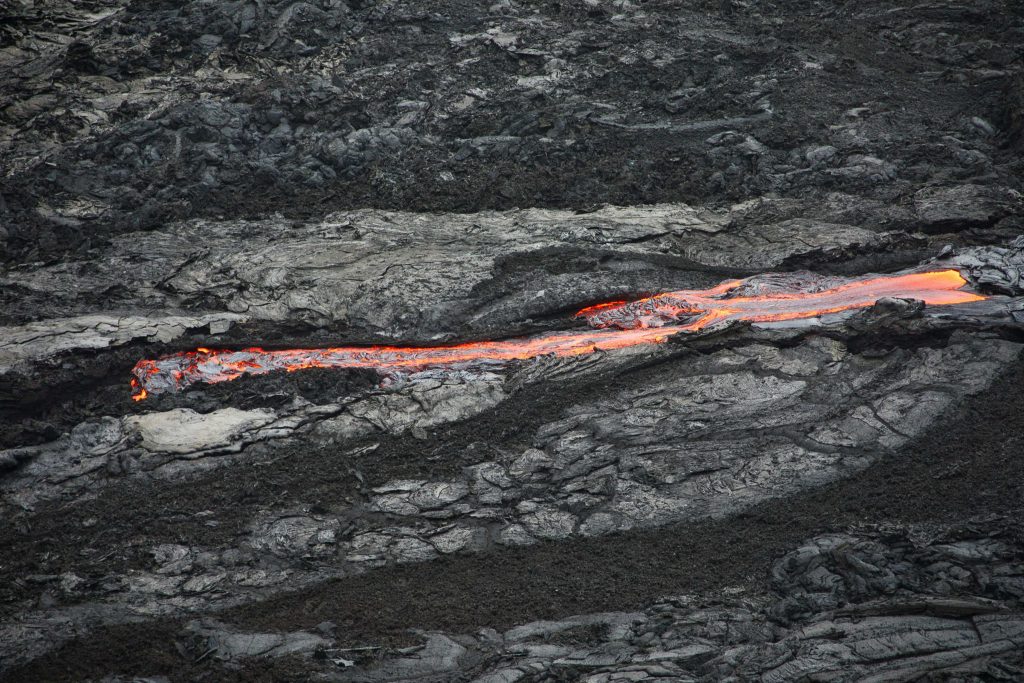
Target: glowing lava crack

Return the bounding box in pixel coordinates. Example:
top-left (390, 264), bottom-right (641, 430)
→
top-left (130, 269), bottom-right (985, 400)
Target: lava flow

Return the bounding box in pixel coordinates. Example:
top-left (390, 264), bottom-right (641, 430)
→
top-left (130, 269), bottom-right (985, 400)
top-left (578, 269), bottom-right (984, 330)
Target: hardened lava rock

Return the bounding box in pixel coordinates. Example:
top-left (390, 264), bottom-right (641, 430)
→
top-left (945, 236), bottom-right (1024, 295)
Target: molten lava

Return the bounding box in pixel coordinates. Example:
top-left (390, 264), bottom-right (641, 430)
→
top-left (130, 269), bottom-right (984, 400)
top-left (578, 270), bottom-right (984, 330)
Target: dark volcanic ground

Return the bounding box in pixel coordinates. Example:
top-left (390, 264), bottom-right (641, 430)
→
top-left (2, 0), bottom-right (1023, 264)
top-left (2, 0), bottom-right (1024, 681)
top-left (9, 353), bottom-right (1024, 682)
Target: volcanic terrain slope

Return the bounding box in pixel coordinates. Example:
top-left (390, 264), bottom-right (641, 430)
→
top-left (2, 0), bottom-right (1024, 681)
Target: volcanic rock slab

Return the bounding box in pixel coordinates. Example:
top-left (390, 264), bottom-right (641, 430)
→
top-left (0, 312), bottom-right (245, 374)
top-left (0, 203), bottom-right (905, 337)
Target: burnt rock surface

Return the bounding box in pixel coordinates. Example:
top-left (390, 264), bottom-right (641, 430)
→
top-left (3, 1), bottom-right (1024, 681)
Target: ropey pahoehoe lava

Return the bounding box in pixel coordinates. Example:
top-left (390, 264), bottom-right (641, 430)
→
top-left (129, 269), bottom-right (985, 400)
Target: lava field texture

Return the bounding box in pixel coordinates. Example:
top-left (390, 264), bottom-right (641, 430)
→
top-left (2, 0), bottom-right (1024, 681)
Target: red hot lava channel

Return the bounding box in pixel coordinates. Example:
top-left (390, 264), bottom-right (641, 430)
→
top-left (130, 269), bottom-right (985, 400)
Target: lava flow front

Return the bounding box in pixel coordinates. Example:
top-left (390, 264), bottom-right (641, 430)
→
top-left (130, 269), bottom-right (985, 400)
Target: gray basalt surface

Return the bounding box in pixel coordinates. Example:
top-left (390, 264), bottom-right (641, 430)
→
top-left (0, 202), bottom-right (916, 333)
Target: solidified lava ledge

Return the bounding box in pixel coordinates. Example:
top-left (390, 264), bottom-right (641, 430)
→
top-left (3, 1), bottom-right (1024, 681)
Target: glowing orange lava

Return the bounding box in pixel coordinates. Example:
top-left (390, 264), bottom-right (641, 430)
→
top-left (579, 270), bottom-right (984, 331)
top-left (130, 269), bottom-right (985, 399)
